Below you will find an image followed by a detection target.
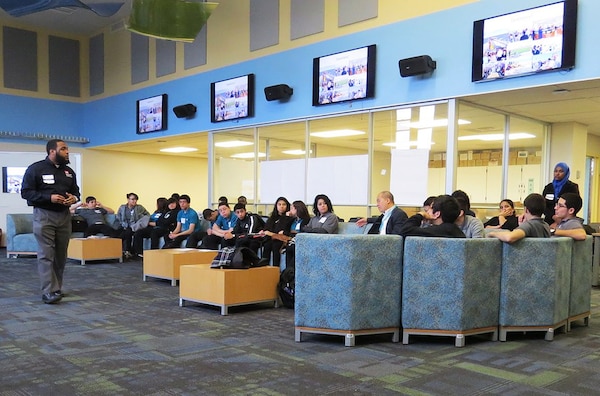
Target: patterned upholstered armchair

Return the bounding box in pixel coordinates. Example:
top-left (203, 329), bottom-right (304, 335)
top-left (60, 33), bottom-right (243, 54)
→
top-left (6, 213), bottom-right (37, 257)
top-left (567, 236), bottom-right (593, 330)
top-left (402, 237), bottom-right (503, 347)
top-left (294, 233), bottom-right (403, 346)
top-left (499, 237), bottom-right (572, 341)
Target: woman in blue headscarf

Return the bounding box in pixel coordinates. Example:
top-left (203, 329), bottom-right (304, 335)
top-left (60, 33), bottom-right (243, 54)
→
top-left (542, 162), bottom-right (580, 225)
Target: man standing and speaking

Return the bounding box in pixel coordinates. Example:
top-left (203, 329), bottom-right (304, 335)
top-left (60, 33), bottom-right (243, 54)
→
top-left (21, 139), bottom-right (80, 304)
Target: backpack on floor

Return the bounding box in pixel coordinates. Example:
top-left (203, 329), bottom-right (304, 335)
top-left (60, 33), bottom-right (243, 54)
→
top-left (211, 246), bottom-right (269, 269)
top-left (278, 267), bottom-right (295, 308)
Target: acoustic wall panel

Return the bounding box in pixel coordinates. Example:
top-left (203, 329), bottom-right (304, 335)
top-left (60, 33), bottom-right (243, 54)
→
top-left (156, 39), bottom-right (176, 77)
top-left (89, 33), bottom-right (104, 96)
top-left (131, 33), bottom-right (149, 84)
top-left (250, 0), bottom-right (279, 51)
top-left (290, 0), bottom-right (323, 40)
top-left (3, 27), bottom-right (38, 91)
top-left (184, 26), bottom-right (207, 69)
top-left (49, 35), bottom-right (80, 97)
top-left (338, 0), bottom-right (378, 27)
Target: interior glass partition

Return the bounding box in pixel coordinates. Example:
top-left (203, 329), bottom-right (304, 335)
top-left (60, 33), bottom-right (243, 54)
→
top-left (456, 103), bottom-right (507, 211)
top-left (212, 128), bottom-right (256, 210)
top-left (256, 121), bottom-right (308, 216)
top-left (371, 102), bottom-right (449, 217)
top-left (209, 100), bottom-right (548, 224)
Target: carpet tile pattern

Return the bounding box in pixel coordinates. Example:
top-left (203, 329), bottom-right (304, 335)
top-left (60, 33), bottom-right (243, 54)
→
top-left (0, 250), bottom-right (599, 395)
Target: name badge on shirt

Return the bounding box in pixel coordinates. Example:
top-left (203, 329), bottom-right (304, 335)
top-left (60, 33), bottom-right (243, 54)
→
top-left (295, 222), bottom-right (300, 231)
top-left (42, 174), bottom-right (55, 184)
top-left (319, 217), bottom-right (327, 224)
top-left (181, 218), bottom-right (187, 224)
top-left (545, 194), bottom-right (554, 200)
top-left (64, 170), bottom-right (73, 178)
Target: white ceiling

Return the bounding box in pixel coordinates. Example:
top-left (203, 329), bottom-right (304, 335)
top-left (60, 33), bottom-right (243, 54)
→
top-left (1, 1), bottom-right (599, 159)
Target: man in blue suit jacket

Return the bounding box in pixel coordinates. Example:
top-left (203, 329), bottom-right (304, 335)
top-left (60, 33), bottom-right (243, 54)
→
top-left (356, 191), bottom-right (408, 235)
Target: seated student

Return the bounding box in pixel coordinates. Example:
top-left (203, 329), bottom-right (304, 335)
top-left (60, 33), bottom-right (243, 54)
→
top-left (259, 197), bottom-right (293, 266)
top-left (149, 197), bottom-right (179, 249)
top-left (72, 196), bottom-right (119, 237)
top-left (399, 195), bottom-right (466, 238)
top-left (487, 193), bottom-right (551, 243)
top-left (163, 194), bottom-right (199, 249)
top-left (116, 192), bottom-right (150, 258)
top-left (484, 199), bottom-right (519, 231)
top-left (285, 195), bottom-right (338, 269)
top-left (420, 195), bottom-right (437, 228)
top-left (132, 197), bottom-right (167, 257)
top-left (201, 202), bottom-right (238, 250)
top-left (303, 194), bottom-right (339, 234)
top-left (229, 203), bottom-right (266, 253)
top-left (185, 208), bottom-right (218, 248)
top-left (451, 190), bottom-right (476, 217)
top-left (454, 196), bottom-right (485, 238)
top-left (551, 192), bottom-right (587, 241)
top-left (356, 191), bottom-right (407, 235)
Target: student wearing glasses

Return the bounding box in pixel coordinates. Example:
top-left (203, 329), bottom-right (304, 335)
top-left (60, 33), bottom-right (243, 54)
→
top-left (551, 193), bottom-right (587, 240)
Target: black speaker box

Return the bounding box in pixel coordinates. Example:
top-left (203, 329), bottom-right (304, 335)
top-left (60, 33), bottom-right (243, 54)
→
top-left (399, 55), bottom-right (436, 77)
top-left (264, 84), bottom-right (293, 101)
top-left (173, 104), bottom-right (197, 118)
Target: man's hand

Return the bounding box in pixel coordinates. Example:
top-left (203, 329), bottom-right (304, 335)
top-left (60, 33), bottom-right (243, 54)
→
top-left (356, 217), bottom-right (367, 227)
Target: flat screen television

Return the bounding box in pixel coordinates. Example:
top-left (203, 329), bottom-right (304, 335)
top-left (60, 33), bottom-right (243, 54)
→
top-left (137, 93), bottom-right (168, 134)
top-left (2, 166), bottom-right (27, 194)
top-left (472, 0), bottom-right (577, 82)
top-left (211, 74), bottom-right (254, 123)
top-left (312, 44), bottom-right (376, 106)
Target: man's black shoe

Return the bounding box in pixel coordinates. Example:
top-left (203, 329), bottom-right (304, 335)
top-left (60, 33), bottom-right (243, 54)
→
top-left (42, 292), bottom-right (62, 304)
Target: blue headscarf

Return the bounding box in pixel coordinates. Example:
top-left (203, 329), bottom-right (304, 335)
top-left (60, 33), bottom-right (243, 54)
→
top-left (552, 162), bottom-right (570, 199)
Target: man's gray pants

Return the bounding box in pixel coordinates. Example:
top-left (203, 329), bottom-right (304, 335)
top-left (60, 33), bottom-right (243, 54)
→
top-left (33, 208), bottom-right (72, 294)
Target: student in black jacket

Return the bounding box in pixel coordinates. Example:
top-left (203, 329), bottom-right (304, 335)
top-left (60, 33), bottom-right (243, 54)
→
top-left (399, 195), bottom-right (465, 238)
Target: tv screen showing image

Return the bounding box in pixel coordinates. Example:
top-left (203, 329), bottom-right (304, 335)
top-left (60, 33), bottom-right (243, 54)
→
top-left (472, 0), bottom-right (577, 82)
top-left (211, 74), bottom-right (254, 123)
top-left (137, 93), bottom-right (168, 134)
top-left (312, 44), bottom-right (376, 106)
top-left (2, 166), bottom-right (27, 194)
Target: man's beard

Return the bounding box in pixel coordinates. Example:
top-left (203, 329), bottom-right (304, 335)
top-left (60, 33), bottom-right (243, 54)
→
top-left (56, 154), bottom-right (70, 165)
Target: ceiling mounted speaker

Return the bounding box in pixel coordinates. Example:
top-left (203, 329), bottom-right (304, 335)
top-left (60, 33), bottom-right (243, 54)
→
top-left (264, 84), bottom-right (293, 101)
top-left (399, 55), bottom-right (437, 77)
top-left (173, 104), bottom-right (197, 118)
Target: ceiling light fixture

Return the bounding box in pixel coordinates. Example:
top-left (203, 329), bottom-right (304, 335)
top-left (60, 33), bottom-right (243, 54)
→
top-left (214, 140), bottom-right (254, 148)
top-left (458, 132), bottom-right (536, 141)
top-left (310, 129), bottom-right (365, 138)
top-left (231, 152), bottom-right (266, 159)
top-left (282, 149), bottom-right (313, 155)
top-left (160, 147), bottom-right (198, 153)
top-left (382, 141), bottom-right (435, 148)
top-left (409, 119), bottom-right (471, 129)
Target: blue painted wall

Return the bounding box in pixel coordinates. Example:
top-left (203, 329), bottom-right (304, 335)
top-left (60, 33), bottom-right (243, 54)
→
top-left (1, 0), bottom-right (597, 147)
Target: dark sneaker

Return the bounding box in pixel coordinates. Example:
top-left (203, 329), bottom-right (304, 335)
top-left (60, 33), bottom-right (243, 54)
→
top-left (42, 292), bottom-right (62, 304)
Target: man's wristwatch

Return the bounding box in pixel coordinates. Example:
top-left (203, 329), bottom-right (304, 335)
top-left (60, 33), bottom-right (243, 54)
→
top-left (550, 228), bottom-right (556, 235)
